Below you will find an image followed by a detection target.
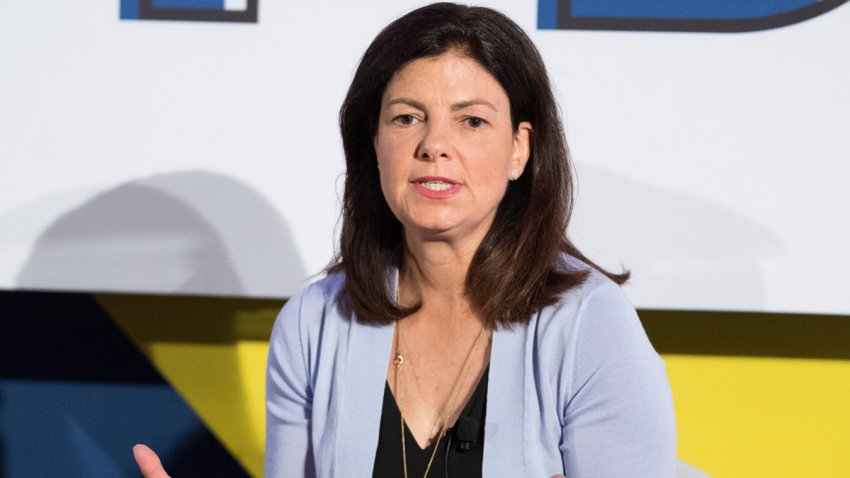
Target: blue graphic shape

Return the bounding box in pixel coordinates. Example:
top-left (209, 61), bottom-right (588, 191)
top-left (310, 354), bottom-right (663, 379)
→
top-left (0, 381), bottom-right (209, 476)
top-left (153, 0), bottom-right (224, 9)
top-left (571, 0), bottom-right (816, 19)
top-left (120, 0), bottom-right (257, 22)
top-left (68, 417), bottom-right (128, 477)
top-left (538, 0), bottom-right (849, 32)
top-left (538, 0), bottom-right (559, 29)
top-left (120, 0), bottom-right (139, 19)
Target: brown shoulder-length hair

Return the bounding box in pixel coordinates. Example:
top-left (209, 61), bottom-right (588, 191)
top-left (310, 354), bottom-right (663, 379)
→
top-left (328, 2), bottom-right (627, 328)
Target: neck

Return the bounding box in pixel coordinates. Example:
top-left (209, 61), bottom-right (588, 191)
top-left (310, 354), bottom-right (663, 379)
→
top-left (399, 232), bottom-right (481, 309)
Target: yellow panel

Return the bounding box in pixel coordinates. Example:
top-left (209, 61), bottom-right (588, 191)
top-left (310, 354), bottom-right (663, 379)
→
top-left (665, 354), bottom-right (850, 477)
top-left (97, 294), bottom-right (278, 478)
top-left (236, 341), bottom-right (270, 457)
top-left (145, 341), bottom-right (268, 477)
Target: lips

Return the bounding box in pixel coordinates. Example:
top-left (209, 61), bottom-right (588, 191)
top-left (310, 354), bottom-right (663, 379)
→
top-left (419, 180), bottom-right (454, 191)
top-left (412, 176), bottom-right (459, 185)
top-left (411, 176), bottom-right (461, 198)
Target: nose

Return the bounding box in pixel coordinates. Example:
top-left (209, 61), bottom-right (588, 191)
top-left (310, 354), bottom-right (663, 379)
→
top-left (417, 120), bottom-right (451, 161)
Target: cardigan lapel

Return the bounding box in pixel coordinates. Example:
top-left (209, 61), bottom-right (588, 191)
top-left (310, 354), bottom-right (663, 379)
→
top-left (332, 316), bottom-right (394, 477)
top-left (483, 323), bottom-right (528, 476)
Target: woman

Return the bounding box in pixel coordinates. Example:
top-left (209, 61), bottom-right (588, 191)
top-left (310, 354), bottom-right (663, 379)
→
top-left (136, 3), bottom-right (675, 477)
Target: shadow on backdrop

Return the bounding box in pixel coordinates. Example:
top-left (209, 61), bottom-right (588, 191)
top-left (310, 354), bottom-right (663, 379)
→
top-left (575, 166), bottom-right (783, 311)
top-left (17, 170), bottom-right (307, 297)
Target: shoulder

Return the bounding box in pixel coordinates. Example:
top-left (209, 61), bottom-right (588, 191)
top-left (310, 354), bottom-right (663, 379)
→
top-left (290, 272), bottom-right (346, 310)
top-left (539, 254), bottom-right (637, 335)
top-left (267, 272), bottom-right (351, 392)
top-left (270, 272), bottom-right (348, 350)
top-left (535, 254), bottom-right (662, 391)
top-left (280, 272), bottom-right (346, 319)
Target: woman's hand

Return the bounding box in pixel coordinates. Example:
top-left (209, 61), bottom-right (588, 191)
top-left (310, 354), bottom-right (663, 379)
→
top-left (551, 475), bottom-right (566, 478)
top-left (133, 444), bottom-right (170, 478)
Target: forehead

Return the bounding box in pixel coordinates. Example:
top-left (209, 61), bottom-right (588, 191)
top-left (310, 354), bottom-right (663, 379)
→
top-left (382, 51), bottom-right (509, 106)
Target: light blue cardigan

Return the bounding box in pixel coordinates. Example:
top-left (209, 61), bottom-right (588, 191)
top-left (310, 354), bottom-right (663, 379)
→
top-left (265, 260), bottom-right (676, 477)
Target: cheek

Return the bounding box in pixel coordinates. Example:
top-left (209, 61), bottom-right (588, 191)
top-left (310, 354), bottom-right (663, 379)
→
top-left (375, 131), bottom-right (400, 171)
top-left (376, 147), bottom-right (399, 185)
top-left (375, 144), bottom-right (405, 216)
top-left (473, 140), bottom-right (514, 184)
top-left (375, 134), bottom-right (413, 185)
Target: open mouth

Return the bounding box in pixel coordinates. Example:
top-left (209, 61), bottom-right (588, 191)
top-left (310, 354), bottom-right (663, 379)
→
top-left (418, 180), bottom-right (455, 191)
top-left (411, 176), bottom-right (461, 198)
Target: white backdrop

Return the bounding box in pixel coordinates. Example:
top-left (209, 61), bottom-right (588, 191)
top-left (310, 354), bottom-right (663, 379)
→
top-left (2, 1), bottom-right (848, 314)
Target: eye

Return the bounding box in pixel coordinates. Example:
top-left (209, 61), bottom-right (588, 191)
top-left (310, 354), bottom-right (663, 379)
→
top-left (392, 114), bottom-right (418, 126)
top-left (464, 116), bottom-right (487, 128)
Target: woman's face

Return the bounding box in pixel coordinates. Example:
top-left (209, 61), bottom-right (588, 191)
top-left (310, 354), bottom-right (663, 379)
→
top-left (375, 51), bottom-right (531, 247)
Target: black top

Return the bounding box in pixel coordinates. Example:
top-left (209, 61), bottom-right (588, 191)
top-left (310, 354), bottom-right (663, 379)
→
top-left (372, 367), bottom-right (489, 478)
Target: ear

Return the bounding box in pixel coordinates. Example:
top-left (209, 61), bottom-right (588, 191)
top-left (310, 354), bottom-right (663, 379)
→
top-left (510, 121), bottom-right (532, 179)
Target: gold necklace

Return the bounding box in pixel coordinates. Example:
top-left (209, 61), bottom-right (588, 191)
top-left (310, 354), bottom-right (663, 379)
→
top-left (394, 322), bottom-right (442, 478)
top-left (393, 302), bottom-right (489, 478)
top-left (400, 403), bottom-right (441, 478)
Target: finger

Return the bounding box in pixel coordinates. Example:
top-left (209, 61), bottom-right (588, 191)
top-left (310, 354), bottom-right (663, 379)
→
top-left (550, 475), bottom-right (566, 478)
top-left (133, 444), bottom-right (171, 478)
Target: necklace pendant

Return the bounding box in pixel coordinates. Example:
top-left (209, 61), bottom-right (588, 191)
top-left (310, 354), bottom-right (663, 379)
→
top-left (394, 354), bottom-right (404, 368)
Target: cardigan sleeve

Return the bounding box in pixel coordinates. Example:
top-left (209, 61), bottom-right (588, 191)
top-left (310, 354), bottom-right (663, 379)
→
top-left (265, 289), bottom-right (317, 478)
top-left (560, 280), bottom-right (677, 478)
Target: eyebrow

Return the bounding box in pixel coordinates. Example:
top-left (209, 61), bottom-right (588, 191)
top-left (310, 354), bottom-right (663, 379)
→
top-left (451, 99), bottom-right (497, 112)
top-left (385, 98), bottom-right (426, 111)
top-left (384, 97), bottom-right (498, 112)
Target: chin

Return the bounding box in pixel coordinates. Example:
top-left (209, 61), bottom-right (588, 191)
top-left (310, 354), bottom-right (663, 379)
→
top-left (408, 222), bottom-right (456, 237)
top-left (402, 210), bottom-right (459, 232)
top-left (408, 221), bottom-right (490, 244)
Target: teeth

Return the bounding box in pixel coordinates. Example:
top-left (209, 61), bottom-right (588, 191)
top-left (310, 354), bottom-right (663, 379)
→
top-left (420, 181), bottom-right (453, 191)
